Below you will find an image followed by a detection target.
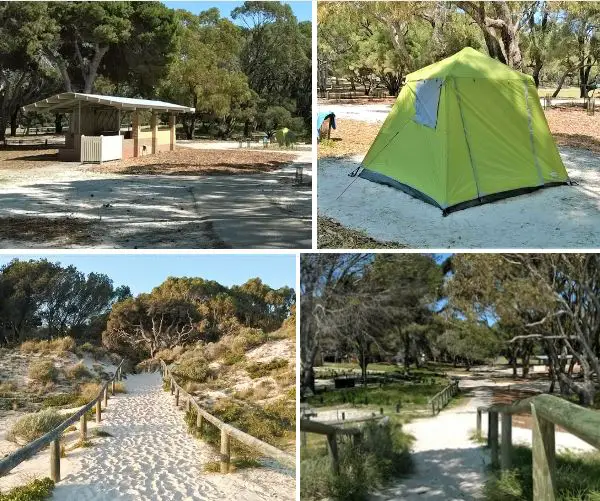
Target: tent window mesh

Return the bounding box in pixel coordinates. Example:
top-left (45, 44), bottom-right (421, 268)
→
top-left (414, 78), bottom-right (442, 129)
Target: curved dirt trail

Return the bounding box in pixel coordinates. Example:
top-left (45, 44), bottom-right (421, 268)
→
top-left (52, 372), bottom-right (294, 501)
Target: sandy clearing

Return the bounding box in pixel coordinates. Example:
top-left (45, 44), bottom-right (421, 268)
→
top-left (0, 161), bottom-right (311, 249)
top-left (318, 146), bottom-right (600, 248)
top-left (49, 372), bottom-right (294, 501)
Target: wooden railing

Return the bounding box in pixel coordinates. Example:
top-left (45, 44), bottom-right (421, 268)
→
top-left (0, 359), bottom-right (125, 482)
top-left (477, 394), bottom-right (600, 500)
top-left (300, 418), bottom-right (362, 476)
top-left (429, 380), bottom-right (459, 415)
top-left (159, 360), bottom-right (294, 472)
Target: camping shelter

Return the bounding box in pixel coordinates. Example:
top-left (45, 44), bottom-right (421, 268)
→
top-left (359, 47), bottom-right (569, 215)
top-left (23, 93), bottom-right (195, 163)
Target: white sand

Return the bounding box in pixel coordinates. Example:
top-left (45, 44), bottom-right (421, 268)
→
top-left (318, 146), bottom-right (600, 248)
top-left (47, 372), bottom-right (294, 501)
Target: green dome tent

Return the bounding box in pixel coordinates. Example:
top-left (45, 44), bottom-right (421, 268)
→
top-left (358, 47), bottom-right (570, 215)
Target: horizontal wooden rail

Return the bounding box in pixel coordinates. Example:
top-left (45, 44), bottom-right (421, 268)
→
top-left (160, 360), bottom-right (294, 472)
top-left (477, 394), bottom-right (600, 501)
top-left (429, 380), bottom-right (459, 415)
top-left (0, 359), bottom-right (125, 481)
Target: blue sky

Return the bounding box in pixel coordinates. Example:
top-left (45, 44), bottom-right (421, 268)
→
top-left (162, 1), bottom-right (311, 23)
top-left (0, 254), bottom-right (296, 296)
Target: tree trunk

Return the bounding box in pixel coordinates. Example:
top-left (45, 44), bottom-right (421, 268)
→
top-left (403, 334), bottom-right (410, 370)
top-left (10, 111), bottom-right (18, 137)
top-left (522, 352), bottom-right (531, 378)
top-left (532, 62), bottom-right (543, 88)
top-left (0, 116), bottom-right (6, 142)
top-left (553, 69), bottom-right (571, 98)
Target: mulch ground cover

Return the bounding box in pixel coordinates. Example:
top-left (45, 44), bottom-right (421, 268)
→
top-left (93, 148), bottom-right (296, 176)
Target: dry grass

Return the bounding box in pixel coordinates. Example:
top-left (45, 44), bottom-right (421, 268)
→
top-left (0, 216), bottom-right (95, 245)
top-left (92, 148), bottom-right (296, 176)
top-left (318, 215), bottom-right (405, 249)
top-left (0, 144), bottom-right (60, 169)
top-left (21, 337), bottom-right (76, 355)
top-left (318, 120), bottom-right (380, 159)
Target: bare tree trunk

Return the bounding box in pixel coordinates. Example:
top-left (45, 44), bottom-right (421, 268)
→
top-left (10, 110), bottom-right (18, 137)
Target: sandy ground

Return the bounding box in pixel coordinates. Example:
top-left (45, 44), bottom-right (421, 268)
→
top-left (0, 144), bottom-right (311, 249)
top-left (318, 146), bottom-right (600, 248)
top-left (43, 372), bottom-right (293, 501)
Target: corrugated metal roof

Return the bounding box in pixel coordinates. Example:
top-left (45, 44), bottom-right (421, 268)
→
top-left (23, 92), bottom-right (195, 113)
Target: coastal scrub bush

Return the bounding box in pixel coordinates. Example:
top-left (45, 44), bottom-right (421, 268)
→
top-left (65, 362), bottom-right (92, 380)
top-left (172, 356), bottom-right (211, 382)
top-left (21, 337), bottom-right (75, 355)
top-left (7, 410), bottom-right (64, 443)
top-left (246, 359), bottom-right (289, 379)
top-left (41, 392), bottom-right (79, 409)
top-left (28, 360), bottom-right (58, 383)
top-left (0, 477), bottom-right (55, 501)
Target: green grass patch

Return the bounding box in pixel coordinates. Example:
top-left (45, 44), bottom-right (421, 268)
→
top-left (0, 477), bottom-right (54, 501)
top-left (484, 445), bottom-right (600, 500)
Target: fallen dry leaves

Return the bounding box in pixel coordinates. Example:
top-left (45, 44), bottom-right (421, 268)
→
top-left (93, 147), bottom-right (296, 176)
top-left (0, 145), bottom-right (60, 170)
top-left (318, 215), bottom-right (405, 249)
top-left (0, 216), bottom-right (95, 245)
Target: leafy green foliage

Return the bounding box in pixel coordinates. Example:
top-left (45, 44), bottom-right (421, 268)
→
top-left (172, 356), bottom-right (211, 383)
top-left (0, 477), bottom-right (55, 501)
top-left (41, 392), bottom-right (80, 409)
top-left (7, 409), bottom-right (64, 444)
top-left (65, 362), bottom-right (92, 381)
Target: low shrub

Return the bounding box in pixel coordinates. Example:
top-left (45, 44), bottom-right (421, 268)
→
top-left (113, 382), bottom-right (126, 394)
top-left (78, 383), bottom-right (102, 404)
top-left (28, 360), bottom-right (58, 383)
top-left (65, 362), bottom-right (92, 380)
top-left (0, 477), bottom-right (55, 501)
top-left (7, 409), bottom-right (64, 444)
top-left (222, 350), bottom-right (245, 366)
top-left (21, 337), bottom-right (75, 355)
top-left (0, 380), bottom-right (17, 395)
top-left (41, 392), bottom-right (79, 409)
top-left (172, 356), bottom-right (211, 383)
top-left (246, 358), bottom-right (289, 379)
top-left (155, 346), bottom-right (185, 363)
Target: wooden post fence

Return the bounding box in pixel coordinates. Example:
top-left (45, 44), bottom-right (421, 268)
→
top-left (160, 360), bottom-right (294, 473)
top-left (429, 380), bottom-right (459, 416)
top-left (0, 359), bottom-right (124, 483)
top-left (477, 394), bottom-right (600, 500)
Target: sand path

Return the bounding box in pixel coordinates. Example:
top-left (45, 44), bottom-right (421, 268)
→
top-left (52, 372), bottom-right (294, 501)
top-left (371, 374), bottom-right (594, 500)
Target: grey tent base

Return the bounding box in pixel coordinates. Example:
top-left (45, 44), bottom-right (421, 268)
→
top-left (359, 168), bottom-right (569, 216)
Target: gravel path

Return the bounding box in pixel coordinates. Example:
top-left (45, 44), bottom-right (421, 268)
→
top-left (318, 146), bottom-right (600, 248)
top-left (52, 372), bottom-right (294, 501)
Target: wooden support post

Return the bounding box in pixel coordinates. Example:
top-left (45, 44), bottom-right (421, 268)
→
top-left (151, 112), bottom-right (158, 154)
top-left (96, 399), bottom-right (101, 423)
top-left (489, 411), bottom-right (499, 468)
top-left (170, 380), bottom-right (174, 395)
top-left (220, 429), bottom-right (230, 474)
top-left (196, 412), bottom-right (203, 435)
top-left (132, 111), bottom-right (140, 157)
top-left (501, 413), bottom-right (512, 470)
top-left (531, 405), bottom-right (556, 501)
top-left (80, 413), bottom-right (87, 440)
top-left (476, 409), bottom-right (482, 435)
top-left (175, 388), bottom-right (179, 407)
top-left (104, 387), bottom-right (108, 407)
top-left (326, 432), bottom-right (340, 476)
top-left (169, 114), bottom-right (176, 151)
top-left (112, 379), bottom-right (116, 396)
top-left (50, 439), bottom-right (60, 482)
